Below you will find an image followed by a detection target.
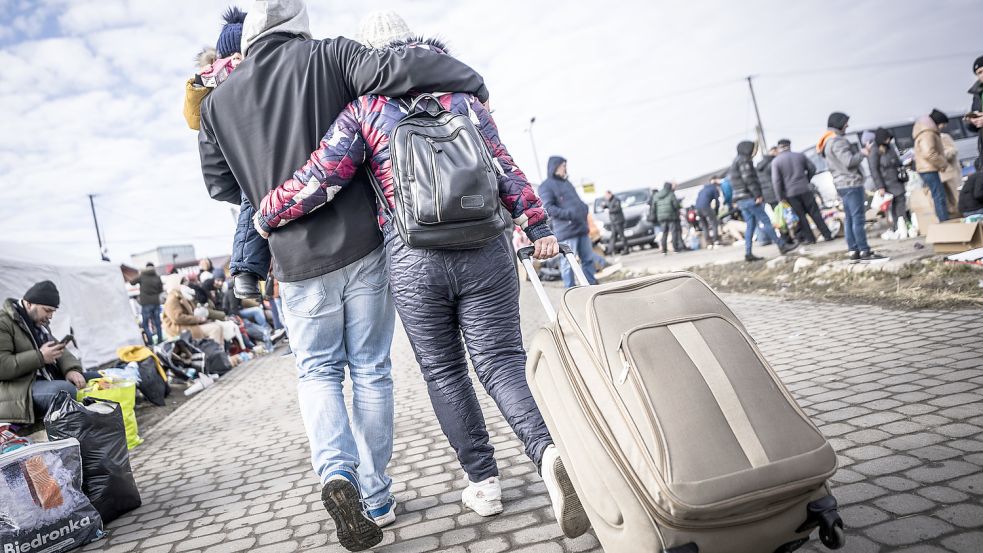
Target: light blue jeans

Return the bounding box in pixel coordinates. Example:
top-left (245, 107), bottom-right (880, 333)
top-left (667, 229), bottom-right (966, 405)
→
top-left (737, 198), bottom-right (784, 256)
top-left (239, 306), bottom-right (267, 328)
top-left (279, 246), bottom-right (395, 509)
top-left (558, 234), bottom-right (599, 288)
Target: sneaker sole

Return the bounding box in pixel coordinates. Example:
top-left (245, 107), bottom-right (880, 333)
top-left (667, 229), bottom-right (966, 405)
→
top-left (463, 498), bottom-right (503, 517)
top-left (551, 456), bottom-right (590, 538)
top-left (321, 480), bottom-right (383, 552)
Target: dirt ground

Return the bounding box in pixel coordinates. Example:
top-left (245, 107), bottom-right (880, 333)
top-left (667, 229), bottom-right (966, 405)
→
top-left (680, 253), bottom-right (983, 310)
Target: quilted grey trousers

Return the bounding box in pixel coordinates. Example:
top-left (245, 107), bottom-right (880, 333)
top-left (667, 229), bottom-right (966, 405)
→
top-left (386, 229), bottom-right (552, 482)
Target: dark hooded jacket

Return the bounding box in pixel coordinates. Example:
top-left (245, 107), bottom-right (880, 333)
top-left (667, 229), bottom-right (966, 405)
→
top-left (728, 141), bottom-right (761, 202)
top-left (967, 80), bottom-right (983, 168)
top-left (756, 155), bottom-right (778, 204)
top-left (538, 156), bottom-right (589, 240)
top-left (652, 183), bottom-right (681, 223)
top-left (199, 33), bottom-right (489, 282)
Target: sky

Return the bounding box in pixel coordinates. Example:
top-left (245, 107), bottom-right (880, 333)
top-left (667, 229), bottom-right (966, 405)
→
top-left (2, 0), bottom-right (982, 264)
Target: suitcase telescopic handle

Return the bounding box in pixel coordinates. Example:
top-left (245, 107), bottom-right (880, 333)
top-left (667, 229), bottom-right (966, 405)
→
top-left (516, 243), bottom-right (591, 321)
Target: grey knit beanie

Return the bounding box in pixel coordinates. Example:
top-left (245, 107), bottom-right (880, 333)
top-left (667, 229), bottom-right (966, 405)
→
top-left (356, 10), bottom-right (412, 48)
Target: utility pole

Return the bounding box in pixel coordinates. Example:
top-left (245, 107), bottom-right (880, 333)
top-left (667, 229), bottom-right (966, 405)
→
top-left (527, 116), bottom-right (543, 183)
top-left (746, 75), bottom-right (768, 152)
top-left (87, 194), bottom-right (110, 261)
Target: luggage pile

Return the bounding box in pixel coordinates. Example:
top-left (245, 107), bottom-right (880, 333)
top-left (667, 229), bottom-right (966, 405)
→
top-left (517, 245), bottom-right (845, 553)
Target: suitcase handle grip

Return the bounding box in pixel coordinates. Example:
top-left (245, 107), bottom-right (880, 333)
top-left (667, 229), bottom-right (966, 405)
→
top-left (516, 243), bottom-right (591, 321)
top-left (516, 242), bottom-right (574, 262)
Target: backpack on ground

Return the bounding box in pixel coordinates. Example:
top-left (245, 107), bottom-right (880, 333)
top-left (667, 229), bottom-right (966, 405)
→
top-left (369, 94), bottom-right (509, 249)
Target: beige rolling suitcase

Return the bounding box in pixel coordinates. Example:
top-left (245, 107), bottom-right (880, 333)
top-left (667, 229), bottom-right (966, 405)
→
top-left (517, 245), bottom-right (845, 553)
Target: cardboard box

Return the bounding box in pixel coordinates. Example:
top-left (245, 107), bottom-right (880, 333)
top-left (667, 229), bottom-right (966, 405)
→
top-left (926, 219), bottom-right (983, 254)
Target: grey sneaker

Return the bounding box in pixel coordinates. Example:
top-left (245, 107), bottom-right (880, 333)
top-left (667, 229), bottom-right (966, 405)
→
top-left (541, 445), bottom-right (590, 538)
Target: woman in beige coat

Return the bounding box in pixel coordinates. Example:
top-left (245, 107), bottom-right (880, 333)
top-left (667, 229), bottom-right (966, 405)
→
top-left (931, 110), bottom-right (964, 217)
top-left (162, 286), bottom-right (225, 344)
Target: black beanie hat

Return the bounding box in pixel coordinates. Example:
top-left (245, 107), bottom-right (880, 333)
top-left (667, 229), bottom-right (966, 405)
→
top-left (827, 112), bottom-right (849, 131)
top-left (930, 108), bottom-right (949, 125)
top-left (974, 55), bottom-right (983, 73)
top-left (24, 280), bottom-right (60, 308)
top-left (874, 128), bottom-right (893, 146)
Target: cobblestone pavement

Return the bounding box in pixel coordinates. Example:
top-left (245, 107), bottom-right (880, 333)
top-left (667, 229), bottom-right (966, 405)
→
top-left (81, 284), bottom-right (983, 553)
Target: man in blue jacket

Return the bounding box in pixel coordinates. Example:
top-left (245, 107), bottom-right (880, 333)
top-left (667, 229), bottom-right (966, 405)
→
top-left (538, 157), bottom-right (598, 287)
top-left (695, 178), bottom-right (721, 246)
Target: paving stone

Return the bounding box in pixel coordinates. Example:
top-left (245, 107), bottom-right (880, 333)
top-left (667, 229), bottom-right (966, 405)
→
top-left (905, 461), bottom-right (980, 484)
top-left (935, 503), bottom-right (983, 528)
top-left (872, 493), bottom-right (936, 515)
top-left (838, 504), bottom-right (890, 528)
top-left (941, 532), bottom-right (983, 553)
top-left (863, 515), bottom-right (954, 546)
top-left (851, 455), bottom-right (922, 476)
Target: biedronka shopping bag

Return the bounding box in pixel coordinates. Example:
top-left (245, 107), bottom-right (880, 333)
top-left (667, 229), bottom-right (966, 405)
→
top-left (0, 438), bottom-right (105, 552)
top-left (77, 379), bottom-right (143, 449)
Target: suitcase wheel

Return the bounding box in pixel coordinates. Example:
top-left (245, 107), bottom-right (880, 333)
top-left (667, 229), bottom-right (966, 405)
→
top-left (797, 495), bottom-right (846, 550)
top-left (820, 522), bottom-right (845, 550)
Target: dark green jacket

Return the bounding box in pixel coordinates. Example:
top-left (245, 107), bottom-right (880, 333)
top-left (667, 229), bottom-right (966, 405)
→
top-left (0, 298), bottom-right (82, 423)
top-left (652, 186), bottom-right (681, 223)
top-left (130, 268), bottom-right (164, 306)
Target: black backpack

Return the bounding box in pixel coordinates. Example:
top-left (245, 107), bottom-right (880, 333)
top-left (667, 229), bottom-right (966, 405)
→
top-left (369, 94), bottom-right (508, 249)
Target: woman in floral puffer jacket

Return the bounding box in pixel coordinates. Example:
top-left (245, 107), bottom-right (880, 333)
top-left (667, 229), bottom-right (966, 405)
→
top-left (255, 17), bottom-right (589, 541)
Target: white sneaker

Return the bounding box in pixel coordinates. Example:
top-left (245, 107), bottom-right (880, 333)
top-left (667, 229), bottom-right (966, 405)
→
top-left (183, 379), bottom-right (205, 396)
top-left (541, 445), bottom-right (591, 538)
top-left (462, 476), bottom-right (503, 517)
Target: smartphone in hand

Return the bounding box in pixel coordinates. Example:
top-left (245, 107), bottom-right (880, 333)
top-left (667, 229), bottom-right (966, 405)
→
top-left (58, 334), bottom-right (74, 346)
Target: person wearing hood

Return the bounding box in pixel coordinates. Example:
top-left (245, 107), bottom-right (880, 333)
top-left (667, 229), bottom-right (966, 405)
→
top-left (254, 13), bottom-right (589, 547)
top-left (538, 157), bottom-right (598, 287)
top-left (913, 111), bottom-right (950, 222)
top-left (818, 112), bottom-right (884, 261)
top-left (728, 140), bottom-right (795, 261)
top-left (772, 138), bottom-right (831, 244)
top-left (198, 2), bottom-right (491, 547)
top-left (963, 55), bottom-right (983, 169)
top-left (867, 129), bottom-right (913, 235)
top-left (652, 182), bottom-right (684, 254)
top-left (129, 262), bottom-right (164, 345)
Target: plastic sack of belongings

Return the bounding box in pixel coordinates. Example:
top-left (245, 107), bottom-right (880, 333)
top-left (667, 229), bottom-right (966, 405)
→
top-left (0, 438), bottom-right (104, 552)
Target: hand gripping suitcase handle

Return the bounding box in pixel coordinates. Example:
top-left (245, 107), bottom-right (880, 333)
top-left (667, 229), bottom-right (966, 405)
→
top-left (516, 243), bottom-right (591, 321)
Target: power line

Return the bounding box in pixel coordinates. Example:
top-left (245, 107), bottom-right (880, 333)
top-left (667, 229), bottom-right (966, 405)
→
top-left (757, 50), bottom-right (979, 79)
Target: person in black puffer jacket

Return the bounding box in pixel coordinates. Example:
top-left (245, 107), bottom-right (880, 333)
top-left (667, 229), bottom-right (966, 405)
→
top-left (728, 141), bottom-right (795, 261)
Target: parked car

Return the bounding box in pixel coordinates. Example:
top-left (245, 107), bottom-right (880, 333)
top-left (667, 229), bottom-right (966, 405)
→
top-left (592, 188), bottom-right (659, 253)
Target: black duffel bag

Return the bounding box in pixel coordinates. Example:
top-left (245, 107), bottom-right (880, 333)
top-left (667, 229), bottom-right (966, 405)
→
top-left (44, 392), bottom-right (142, 524)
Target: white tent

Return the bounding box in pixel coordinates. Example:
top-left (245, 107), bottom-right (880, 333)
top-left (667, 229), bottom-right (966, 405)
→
top-left (0, 242), bottom-right (143, 368)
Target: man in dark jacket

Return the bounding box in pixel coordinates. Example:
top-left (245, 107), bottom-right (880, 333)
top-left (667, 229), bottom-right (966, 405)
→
top-left (129, 262), bottom-right (163, 345)
top-left (964, 55), bottom-right (983, 169)
top-left (0, 282), bottom-right (85, 424)
top-left (756, 147), bottom-right (779, 206)
top-left (538, 156), bottom-right (598, 287)
top-left (729, 141), bottom-right (795, 261)
top-left (652, 182), bottom-right (685, 254)
top-left (601, 190), bottom-right (629, 255)
top-left (197, 2), bottom-right (490, 545)
top-left (772, 139), bottom-right (832, 244)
